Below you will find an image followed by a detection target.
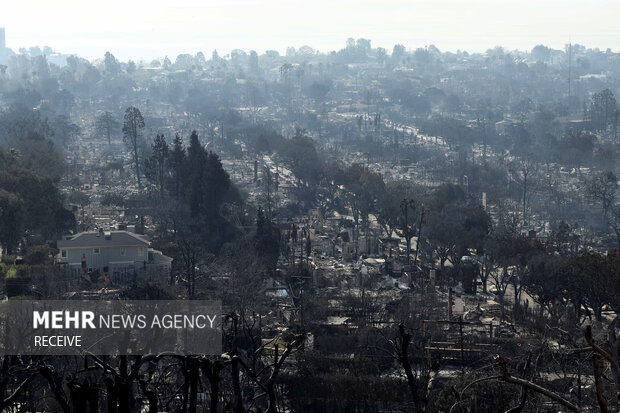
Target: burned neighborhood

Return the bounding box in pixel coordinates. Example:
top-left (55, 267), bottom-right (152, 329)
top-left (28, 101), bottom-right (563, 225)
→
top-left (0, 2), bottom-right (619, 412)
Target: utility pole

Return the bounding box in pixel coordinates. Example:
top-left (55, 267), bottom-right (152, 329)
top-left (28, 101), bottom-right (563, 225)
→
top-left (477, 115), bottom-right (487, 163)
top-left (264, 167), bottom-right (272, 218)
top-left (459, 315), bottom-right (465, 373)
top-left (400, 198), bottom-right (416, 271)
top-left (413, 209), bottom-right (425, 269)
top-left (401, 199), bottom-right (410, 266)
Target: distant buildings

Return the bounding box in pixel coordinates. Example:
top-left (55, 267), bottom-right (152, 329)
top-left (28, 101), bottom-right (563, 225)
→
top-left (56, 230), bottom-right (172, 284)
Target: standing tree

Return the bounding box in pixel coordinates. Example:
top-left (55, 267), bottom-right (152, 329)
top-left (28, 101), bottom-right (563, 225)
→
top-left (0, 189), bottom-right (24, 254)
top-left (569, 252), bottom-right (615, 321)
top-left (588, 88), bottom-right (617, 133)
top-left (95, 111), bottom-right (119, 145)
top-left (122, 106), bottom-right (146, 189)
top-left (145, 134), bottom-right (169, 199)
top-left (103, 51), bottom-right (121, 76)
top-left (510, 157), bottom-right (536, 226)
top-left (187, 131), bottom-right (206, 217)
top-left (396, 198), bottom-right (417, 267)
top-left (586, 170), bottom-right (618, 219)
top-left (168, 133), bottom-right (186, 200)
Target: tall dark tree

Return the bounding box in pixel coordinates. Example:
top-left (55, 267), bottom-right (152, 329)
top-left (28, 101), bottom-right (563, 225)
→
top-left (95, 111), bottom-right (119, 145)
top-left (396, 198), bottom-right (417, 266)
top-left (122, 106), bottom-right (146, 189)
top-left (0, 189), bottom-right (24, 253)
top-left (568, 252), bottom-right (615, 321)
top-left (255, 208), bottom-right (280, 274)
top-left (168, 133), bottom-right (186, 200)
top-left (187, 131), bottom-right (206, 217)
top-left (185, 130), bottom-right (231, 222)
top-left (145, 134), bottom-right (169, 199)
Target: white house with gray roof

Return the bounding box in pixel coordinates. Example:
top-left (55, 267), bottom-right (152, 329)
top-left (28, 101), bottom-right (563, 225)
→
top-left (57, 230), bottom-right (172, 284)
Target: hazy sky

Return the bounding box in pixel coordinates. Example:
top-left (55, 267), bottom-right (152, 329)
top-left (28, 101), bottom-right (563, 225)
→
top-left (1, 0), bottom-right (619, 61)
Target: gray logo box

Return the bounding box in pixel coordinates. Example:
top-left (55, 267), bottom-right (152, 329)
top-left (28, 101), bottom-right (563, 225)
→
top-left (0, 300), bottom-right (222, 356)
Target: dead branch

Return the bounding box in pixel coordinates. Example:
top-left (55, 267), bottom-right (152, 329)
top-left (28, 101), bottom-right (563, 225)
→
top-left (593, 354), bottom-right (608, 413)
top-left (494, 355), bottom-right (580, 412)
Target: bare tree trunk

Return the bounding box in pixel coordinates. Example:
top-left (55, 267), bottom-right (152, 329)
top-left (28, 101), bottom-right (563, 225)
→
top-left (87, 385), bottom-right (100, 413)
top-left (188, 359), bottom-right (198, 413)
top-left (495, 356), bottom-right (579, 412)
top-left (39, 366), bottom-right (71, 413)
top-left (68, 382), bottom-right (88, 412)
top-left (209, 374), bottom-right (220, 413)
top-left (265, 345), bottom-right (280, 413)
top-left (230, 359), bottom-right (244, 413)
top-left (585, 322), bottom-right (620, 407)
top-left (592, 354), bottom-right (608, 413)
top-left (104, 377), bottom-right (117, 413)
top-left (117, 356), bottom-right (132, 413)
top-left (397, 324), bottom-right (422, 412)
top-left (117, 380), bottom-right (132, 413)
top-left (181, 361), bottom-right (189, 413)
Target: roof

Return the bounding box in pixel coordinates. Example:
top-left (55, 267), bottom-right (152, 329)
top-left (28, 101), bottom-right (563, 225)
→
top-left (58, 231), bottom-right (150, 248)
top-left (150, 249), bottom-right (173, 264)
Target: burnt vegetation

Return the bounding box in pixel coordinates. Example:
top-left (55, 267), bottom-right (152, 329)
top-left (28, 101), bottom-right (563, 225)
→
top-left (0, 38), bottom-right (618, 412)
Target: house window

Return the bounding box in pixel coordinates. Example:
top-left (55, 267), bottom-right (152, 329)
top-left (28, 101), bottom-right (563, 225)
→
top-left (61, 249), bottom-right (67, 258)
top-left (93, 248), bottom-right (100, 254)
top-left (138, 247), bottom-right (144, 256)
top-left (120, 247), bottom-right (126, 256)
